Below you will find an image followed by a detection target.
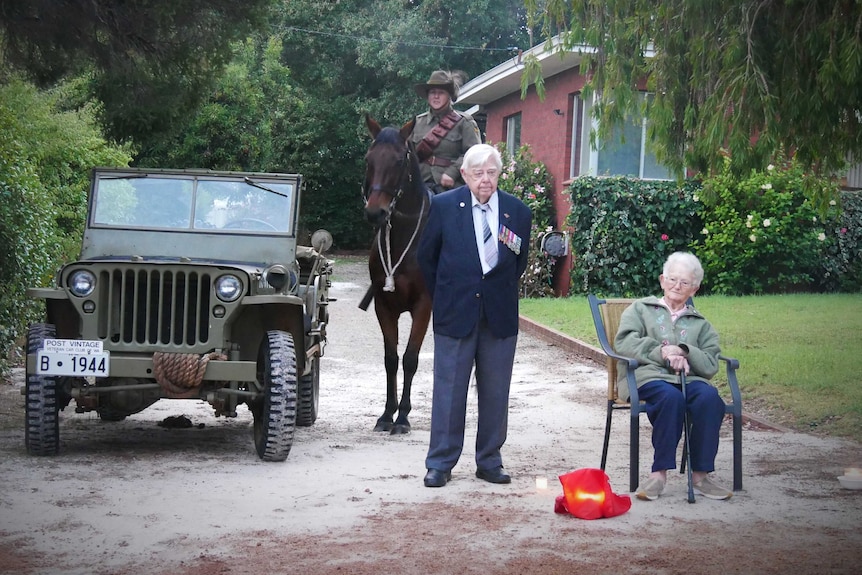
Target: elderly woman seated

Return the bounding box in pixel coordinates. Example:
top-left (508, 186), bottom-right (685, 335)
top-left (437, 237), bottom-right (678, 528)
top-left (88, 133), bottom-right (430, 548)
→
top-left (614, 251), bottom-right (732, 501)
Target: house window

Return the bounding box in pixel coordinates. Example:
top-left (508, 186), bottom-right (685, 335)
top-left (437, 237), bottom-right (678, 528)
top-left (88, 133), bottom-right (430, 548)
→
top-left (569, 95), bottom-right (584, 179)
top-left (505, 113), bottom-right (521, 152)
top-left (578, 93), bottom-right (672, 180)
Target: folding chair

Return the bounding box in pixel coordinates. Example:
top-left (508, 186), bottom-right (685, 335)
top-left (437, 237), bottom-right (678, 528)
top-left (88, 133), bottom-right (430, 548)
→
top-left (587, 294), bottom-right (743, 492)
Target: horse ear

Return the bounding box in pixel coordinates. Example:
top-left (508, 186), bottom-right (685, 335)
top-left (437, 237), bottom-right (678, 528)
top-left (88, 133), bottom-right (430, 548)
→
top-left (366, 114), bottom-right (382, 138)
top-left (400, 118), bottom-right (416, 140)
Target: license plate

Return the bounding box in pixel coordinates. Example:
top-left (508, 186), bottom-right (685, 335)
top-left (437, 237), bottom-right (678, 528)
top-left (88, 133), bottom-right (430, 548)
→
top-left (36, 351), bottom-right (110, 376)
top-left (36, 338), bottom-right (110, 376)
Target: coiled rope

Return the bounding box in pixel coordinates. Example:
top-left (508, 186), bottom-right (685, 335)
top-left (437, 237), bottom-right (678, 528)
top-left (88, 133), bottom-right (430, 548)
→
top-left (153, 351), bottom-right (227, 398)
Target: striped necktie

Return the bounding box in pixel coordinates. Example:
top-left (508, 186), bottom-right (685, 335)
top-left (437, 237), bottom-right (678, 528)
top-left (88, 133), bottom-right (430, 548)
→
top-left (478, 203), bottom-right (498, 268)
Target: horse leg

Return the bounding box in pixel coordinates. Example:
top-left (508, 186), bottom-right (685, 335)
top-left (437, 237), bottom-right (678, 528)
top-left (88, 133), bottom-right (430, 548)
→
top-left (391, 300), bottom-right (432, 435)
top-left (374, 315), bottom-right (401, 432)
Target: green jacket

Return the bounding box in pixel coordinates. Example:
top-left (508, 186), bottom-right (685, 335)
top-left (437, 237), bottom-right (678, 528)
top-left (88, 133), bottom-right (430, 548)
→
top-left (613, 296), bottom-right (721, 401)
top-left (410, 104), bottom-right (481, 190)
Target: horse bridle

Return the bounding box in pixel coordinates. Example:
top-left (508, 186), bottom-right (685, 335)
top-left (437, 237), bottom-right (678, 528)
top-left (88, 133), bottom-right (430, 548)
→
top-left (362, 140), bottom-right (416, 219)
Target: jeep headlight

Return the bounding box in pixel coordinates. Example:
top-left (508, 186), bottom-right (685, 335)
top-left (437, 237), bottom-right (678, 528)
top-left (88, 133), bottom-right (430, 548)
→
top-left (68, 270), bottom-right (96, 297)
top-left (215, 274), bottom-right (243, 302)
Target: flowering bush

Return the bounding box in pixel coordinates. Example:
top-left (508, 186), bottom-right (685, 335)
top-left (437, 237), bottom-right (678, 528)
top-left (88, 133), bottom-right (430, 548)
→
top-left (693, 158), bottom-right (838, 294)
top-left (818, 190), bottom-right (862, 292)
top-left (566, 176), bottom-right (702, 296)
top-left (495, 143), bottom-right (556, 297)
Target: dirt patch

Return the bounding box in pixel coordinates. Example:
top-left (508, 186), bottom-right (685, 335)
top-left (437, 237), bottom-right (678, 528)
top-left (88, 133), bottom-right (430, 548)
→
top-left (1, 256), bottom-right (861, 575)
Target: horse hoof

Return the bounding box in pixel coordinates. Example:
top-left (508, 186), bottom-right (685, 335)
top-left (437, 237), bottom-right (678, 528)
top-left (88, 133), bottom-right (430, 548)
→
top-left (390, 424), bottom-right (410, 435)
top-left (374, 421), bottom-right (393, 432)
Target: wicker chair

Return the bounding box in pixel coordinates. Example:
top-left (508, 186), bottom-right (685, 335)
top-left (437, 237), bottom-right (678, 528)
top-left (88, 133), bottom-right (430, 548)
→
top-left (587, 294), bottom-right (743, 492)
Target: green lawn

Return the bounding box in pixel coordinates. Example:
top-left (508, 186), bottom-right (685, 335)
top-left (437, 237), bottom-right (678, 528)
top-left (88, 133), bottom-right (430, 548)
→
top-left (519, 294), bottom-right (862, 441)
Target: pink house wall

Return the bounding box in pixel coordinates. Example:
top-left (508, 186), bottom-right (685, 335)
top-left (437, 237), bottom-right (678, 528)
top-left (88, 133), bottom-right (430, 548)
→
top-left (481, 71), bottom-right (587, 295)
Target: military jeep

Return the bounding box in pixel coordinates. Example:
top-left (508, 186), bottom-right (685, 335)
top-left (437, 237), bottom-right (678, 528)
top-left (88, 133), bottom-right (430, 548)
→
top-left (24, 167), bottom-right (333, 461)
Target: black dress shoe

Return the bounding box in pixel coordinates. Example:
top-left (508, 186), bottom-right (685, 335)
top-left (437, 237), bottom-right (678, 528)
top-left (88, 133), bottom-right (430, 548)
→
top-left (424, 469), bottom-right (451, 487)
top-left (476, 466), bottom-right (511, 484)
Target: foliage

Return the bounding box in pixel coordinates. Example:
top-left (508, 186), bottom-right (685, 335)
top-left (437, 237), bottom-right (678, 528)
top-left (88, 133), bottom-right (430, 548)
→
top-left (818, 191), bottom-right (862, 293)
top-left (139, 1), bottom-right (537, 249)
top-left (693, 158), bottom-right (840, 294)
top-left (526, 0), bottom-right (862, 187)
top-left (0, 79), bottom-right (131, 375)
top-left (496, 143), bottom-right (556, 297)
top-left (566, 177), bottom-right (702, 296)
top-left (0, 0), bottom-right (275, 149)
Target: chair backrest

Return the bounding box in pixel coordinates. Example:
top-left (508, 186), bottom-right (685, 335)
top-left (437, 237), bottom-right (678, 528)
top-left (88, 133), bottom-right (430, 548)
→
top-left (592, 297), bottom-right (635, 402)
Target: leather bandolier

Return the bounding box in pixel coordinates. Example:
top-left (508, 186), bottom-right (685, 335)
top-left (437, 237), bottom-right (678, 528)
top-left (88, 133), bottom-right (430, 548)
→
top-left (415, 109), bottom-right (463, 168)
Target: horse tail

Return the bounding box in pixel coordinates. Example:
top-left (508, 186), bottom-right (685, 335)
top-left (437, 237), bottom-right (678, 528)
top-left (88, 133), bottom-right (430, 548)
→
top-left (358, 285), bottom-right (374, 311)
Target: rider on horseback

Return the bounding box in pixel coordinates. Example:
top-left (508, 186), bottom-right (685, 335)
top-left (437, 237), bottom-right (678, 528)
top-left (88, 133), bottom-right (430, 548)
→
top-left (411, 70), bottom-right (482, 194)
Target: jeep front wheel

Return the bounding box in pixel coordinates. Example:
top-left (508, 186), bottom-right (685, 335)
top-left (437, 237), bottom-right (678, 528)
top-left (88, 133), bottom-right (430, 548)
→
top-left (252, 330), bottom-right (298, 461)
top-left (25, 323), bottom-right (60, 456)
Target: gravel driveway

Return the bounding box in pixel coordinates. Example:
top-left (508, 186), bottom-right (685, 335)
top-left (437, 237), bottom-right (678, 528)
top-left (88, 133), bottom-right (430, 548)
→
top-left (1, 255), bottom-right (861, 575)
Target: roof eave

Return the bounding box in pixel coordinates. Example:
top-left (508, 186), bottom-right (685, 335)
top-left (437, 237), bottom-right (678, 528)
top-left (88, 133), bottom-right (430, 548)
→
top-left (458, 37), bottom-right (595, 106)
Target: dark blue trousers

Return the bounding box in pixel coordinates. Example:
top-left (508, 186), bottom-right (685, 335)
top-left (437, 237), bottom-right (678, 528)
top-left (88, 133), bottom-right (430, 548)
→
top-left (638, 379), bottom-right (726, 473)
top-left (425, 317), bottom-right (517, 473)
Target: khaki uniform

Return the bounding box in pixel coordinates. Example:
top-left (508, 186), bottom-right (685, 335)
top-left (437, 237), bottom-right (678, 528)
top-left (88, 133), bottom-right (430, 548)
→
top-left (411, 104), bottom-right (481, 191)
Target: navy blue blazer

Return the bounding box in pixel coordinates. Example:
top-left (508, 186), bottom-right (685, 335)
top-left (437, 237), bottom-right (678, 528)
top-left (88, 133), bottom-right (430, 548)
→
top-left (418, 185), bottom-right (532, 339)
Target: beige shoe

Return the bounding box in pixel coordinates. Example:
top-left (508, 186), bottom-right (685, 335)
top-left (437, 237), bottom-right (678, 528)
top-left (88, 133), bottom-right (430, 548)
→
top-left (693, 475), bottom-right (732, 500)
top-left (636, 476), bottom-right (666, 501)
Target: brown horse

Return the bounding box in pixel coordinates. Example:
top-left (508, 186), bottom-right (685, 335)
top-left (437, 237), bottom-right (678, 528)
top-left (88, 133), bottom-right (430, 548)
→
top-left (360, 115), bottom-right (432, 435)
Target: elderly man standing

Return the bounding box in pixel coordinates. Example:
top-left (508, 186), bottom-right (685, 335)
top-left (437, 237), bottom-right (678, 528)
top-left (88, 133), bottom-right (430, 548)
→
top-left (417, 143), bottom-right (532, 488)
top-left (411, 70), bottom-right (482, 194)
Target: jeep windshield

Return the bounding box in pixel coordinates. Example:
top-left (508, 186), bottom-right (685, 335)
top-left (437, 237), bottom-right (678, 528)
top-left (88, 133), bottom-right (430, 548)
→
top-left (90, 171), bottom-right (296, 234)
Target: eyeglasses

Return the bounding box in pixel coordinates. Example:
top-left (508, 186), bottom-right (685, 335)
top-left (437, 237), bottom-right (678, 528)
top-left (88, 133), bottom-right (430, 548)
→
top-left (468, 169), bottom-right (499, 179)
top-left (664, 276), bottom-right (693, 288)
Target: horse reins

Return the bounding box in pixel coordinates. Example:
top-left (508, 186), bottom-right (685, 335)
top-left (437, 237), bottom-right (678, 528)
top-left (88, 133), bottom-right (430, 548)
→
top-left (367, 143), bottom-right (427, 292)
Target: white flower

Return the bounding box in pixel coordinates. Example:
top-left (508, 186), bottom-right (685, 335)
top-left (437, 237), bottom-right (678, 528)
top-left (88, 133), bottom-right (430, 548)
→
top-left (761, 183), bottom-right (773, 190)
top-left (763, 219), bottom-right (771, 227)
top-left (746, 214), bottom-right (753, 228)
top-left (812, 216), bottom-right (818, 223)
top-left (692, 194), bottom-right (699, 202)
top-left (701, 227), bottom-right (709, 235)
top-left (830, 199), bottom-right (837, 206)
top-left (767, 164), bottom-right (774, 171)
top-left (533, 167), bottom-right (540, 175)
top-left (818, 232), bottom-right (826, 241)
top-left (749, 234), bottom-right (757, 242)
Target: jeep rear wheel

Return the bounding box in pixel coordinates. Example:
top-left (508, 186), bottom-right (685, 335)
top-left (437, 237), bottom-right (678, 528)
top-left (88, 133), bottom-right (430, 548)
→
top-left (252, 330), bottom-right (297, 461)
top-left (296, 356), bottom-right (319, 427)
top-left (25, 323), bottom-right (60, 456)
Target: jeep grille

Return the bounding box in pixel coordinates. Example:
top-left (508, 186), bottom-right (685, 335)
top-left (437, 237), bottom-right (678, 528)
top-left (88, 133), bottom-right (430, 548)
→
top-left (97, 268), bottom-right (212, 347)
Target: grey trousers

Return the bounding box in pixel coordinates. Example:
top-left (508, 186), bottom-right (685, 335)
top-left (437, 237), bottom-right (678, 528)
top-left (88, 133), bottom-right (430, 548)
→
top-left (425, 318), bottom-right (517, 472)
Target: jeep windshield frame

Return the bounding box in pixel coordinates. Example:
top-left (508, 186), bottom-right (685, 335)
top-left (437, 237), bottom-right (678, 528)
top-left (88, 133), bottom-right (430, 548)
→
top-left (90, 170), bottom-right (296, 233)
top-left (81, 168), bottom-right (303, 265)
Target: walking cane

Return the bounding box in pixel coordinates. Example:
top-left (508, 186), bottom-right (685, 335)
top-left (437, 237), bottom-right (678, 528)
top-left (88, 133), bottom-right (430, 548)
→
top-left (679, 367), bottom-right (696, 503)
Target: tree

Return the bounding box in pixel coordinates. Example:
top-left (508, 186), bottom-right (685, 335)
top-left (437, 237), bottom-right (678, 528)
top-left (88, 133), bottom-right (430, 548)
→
top-left (139, 0), bottom-right (536, 248)
top-left (0, 0), bottom-right (275, 145)
top-left (0, 78), bottom-right (132, 374)
top-left (526, 0), bottom-right (862, 182)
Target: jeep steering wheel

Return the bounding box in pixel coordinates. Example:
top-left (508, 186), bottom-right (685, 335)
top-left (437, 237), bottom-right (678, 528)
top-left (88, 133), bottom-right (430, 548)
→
top-left (222, 218), bottom-right (278, 231)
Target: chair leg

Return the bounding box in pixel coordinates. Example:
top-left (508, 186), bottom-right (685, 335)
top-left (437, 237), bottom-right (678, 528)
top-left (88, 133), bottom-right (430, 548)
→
top-left (732, 412), bottom-right (743, 491)
top-left (601, 402), bottom-right (613, 470)
top-left (629, 411), bottom-right (640, 492)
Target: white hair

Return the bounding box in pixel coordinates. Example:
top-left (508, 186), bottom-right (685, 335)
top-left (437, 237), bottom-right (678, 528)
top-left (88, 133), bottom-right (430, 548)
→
top-left (663, 252), bottom-right (704, 287)
top-left (462, 144), bottom-right (502, 172)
